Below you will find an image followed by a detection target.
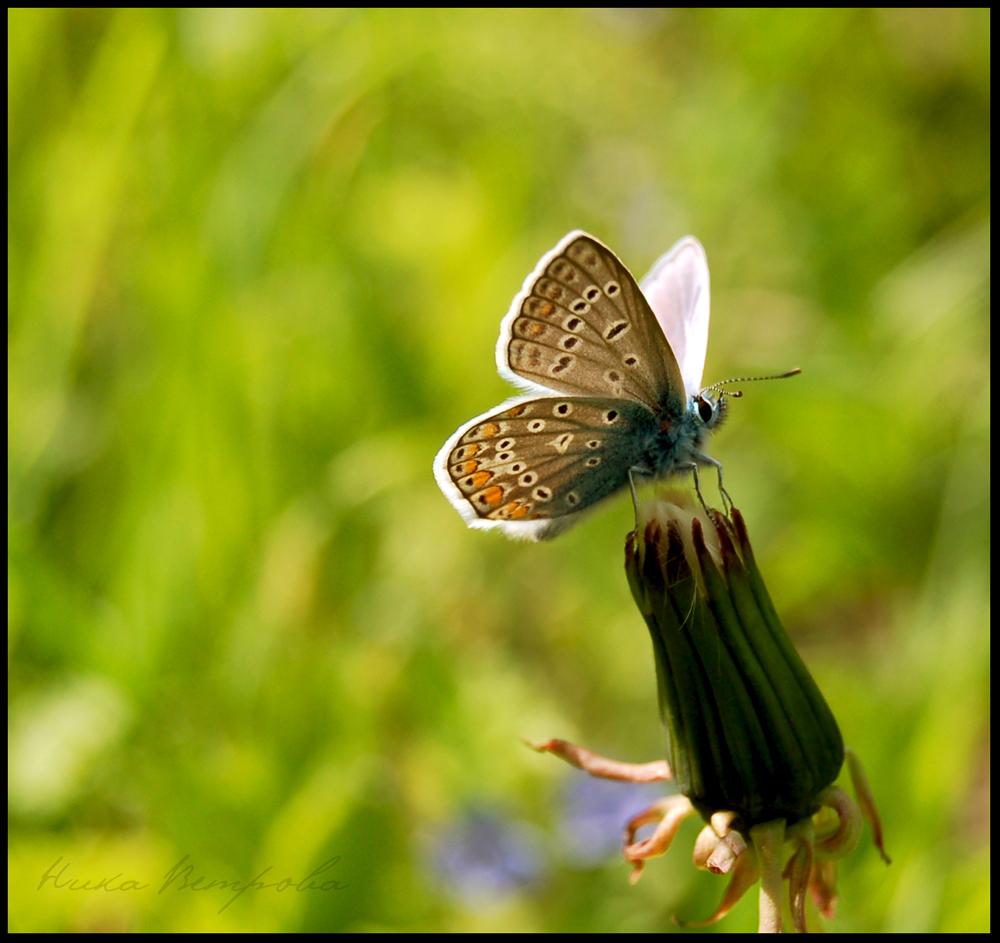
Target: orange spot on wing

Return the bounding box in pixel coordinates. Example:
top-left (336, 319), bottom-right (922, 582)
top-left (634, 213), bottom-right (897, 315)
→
top-left (525, 321), bottom-right (544, 338)
top-left (454, 460), bottom-right (479, 475)
top-left (471, 470), bottom-right (493, 488)
top-left (494, 500), bottom-right (532, 520)
top-left (478, 485), bottom-right (504, 507)
top-left (478, 422), bottom-right (500, 438)
top-left (504, 404), bottom-right (528, 418)
top-left (539, 301), bottom-right (556, 317)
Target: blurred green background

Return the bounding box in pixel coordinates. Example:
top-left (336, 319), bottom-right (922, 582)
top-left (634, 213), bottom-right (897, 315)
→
top-left (8, 8), bottom-right (989, 932)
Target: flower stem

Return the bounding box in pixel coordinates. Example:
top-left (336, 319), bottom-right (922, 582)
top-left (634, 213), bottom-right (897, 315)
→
top-left (750, 819), bottom-right (786, 933)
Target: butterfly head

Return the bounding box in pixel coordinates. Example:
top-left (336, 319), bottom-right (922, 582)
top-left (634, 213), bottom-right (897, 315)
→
top-left (692, 391), bottom-right (729, 431)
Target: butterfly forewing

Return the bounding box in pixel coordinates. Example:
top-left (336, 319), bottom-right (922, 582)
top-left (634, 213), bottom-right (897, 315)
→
top-left (499, 233), bottom-right (687, 410)
top-left (639, 236), bottom-right (711, 398)
top-left (437, 395), bottom-right (659, 537)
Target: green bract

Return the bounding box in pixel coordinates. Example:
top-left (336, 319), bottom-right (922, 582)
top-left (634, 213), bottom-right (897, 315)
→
top-left (625, 499), bottom-right (844, 829)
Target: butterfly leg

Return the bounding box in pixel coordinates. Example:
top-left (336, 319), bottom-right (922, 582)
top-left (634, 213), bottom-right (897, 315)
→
top-left (628, 466), bottom-right (651, 527)
top-left (686, 462), bottom-right (711, 516)
top-left (693, 453), bottom-right (733, 515)
top-left (628, 468), bottom-right (640, 521)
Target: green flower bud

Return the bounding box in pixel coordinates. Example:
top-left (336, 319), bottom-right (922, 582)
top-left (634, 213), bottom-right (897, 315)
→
top-left (625, 496), bottom-right (844, 829)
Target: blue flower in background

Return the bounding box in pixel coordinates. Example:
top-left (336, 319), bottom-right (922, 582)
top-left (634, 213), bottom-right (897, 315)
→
top-left (558, 775), bottom-right (667, 866)
top-left (429, 806), bottom-right (546, 902)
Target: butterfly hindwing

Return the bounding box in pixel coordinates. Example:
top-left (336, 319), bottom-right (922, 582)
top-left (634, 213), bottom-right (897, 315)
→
top-left (497, 232), bottom-right (687, 410)
top-left (434, 395), bottom-right (660, 540)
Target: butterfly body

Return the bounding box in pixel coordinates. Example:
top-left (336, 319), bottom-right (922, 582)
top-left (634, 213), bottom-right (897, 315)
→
top-left (646, 394), bottom-right (725, 479)
top-left (435, 230), bottom-right (726, 541)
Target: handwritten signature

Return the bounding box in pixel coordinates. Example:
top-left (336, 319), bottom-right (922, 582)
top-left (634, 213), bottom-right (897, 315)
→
top-left (38, 855), bottom-right (349, 913)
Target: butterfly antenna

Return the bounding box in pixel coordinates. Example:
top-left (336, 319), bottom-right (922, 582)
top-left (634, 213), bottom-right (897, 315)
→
top-left (700, 368), bottom-right (801, 398)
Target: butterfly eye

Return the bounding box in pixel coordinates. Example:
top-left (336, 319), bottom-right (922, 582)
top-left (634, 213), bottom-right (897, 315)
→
top-left (697, 397), bottom-right (715, 424)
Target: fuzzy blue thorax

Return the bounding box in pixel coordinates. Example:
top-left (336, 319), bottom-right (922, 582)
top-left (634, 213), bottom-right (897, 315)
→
top-left (644, 394), bottom-right (726, 479)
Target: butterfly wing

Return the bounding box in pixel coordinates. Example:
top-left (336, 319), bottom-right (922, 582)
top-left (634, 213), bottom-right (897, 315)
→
top-left (639, 236), bottom-right (710, 398)
top-left (434, 394), bottom-right (659, 541)
top-left (496, 231), bottom-right (687, 410)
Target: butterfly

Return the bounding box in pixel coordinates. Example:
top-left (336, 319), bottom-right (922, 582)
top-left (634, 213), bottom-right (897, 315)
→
top-left (434, 231), bottom-right (795, 540)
